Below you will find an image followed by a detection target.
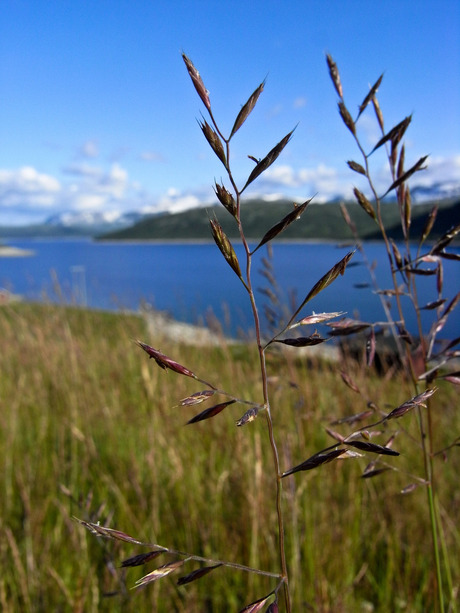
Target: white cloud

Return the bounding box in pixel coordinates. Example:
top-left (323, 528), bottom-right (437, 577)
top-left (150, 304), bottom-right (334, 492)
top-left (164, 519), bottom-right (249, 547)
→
top-left (262, 165), bottom-right (296, 186)
top-left (99, 163), bottom-right (128, 197)
top-left (63, 163), bottom-right (131, 210)
top-left (413, 154), bottom-right (460, 188)
top-left (62, 162), bottom-right (127, 198)
top-left (252, 154), bottom-right (460, 202)
top-left (154, 188), bottom-right (204, 213)
top-left (0, 162), bottom-right (141, 224)
top-left (0, 167), bottom-right (60, 211)
top-left (1, 152), bottom-right (458, 225)
top-left (70, 193), bottom-right (107, 211)
top-left (257, 163), bottom-right (357, 201)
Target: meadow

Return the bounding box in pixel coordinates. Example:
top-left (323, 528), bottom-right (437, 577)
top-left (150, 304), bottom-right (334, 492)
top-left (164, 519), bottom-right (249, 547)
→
top-left (0, 302), bottom-right (458, 612)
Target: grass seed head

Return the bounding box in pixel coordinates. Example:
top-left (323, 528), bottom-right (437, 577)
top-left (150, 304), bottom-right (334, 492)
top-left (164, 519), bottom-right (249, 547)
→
top-left (182, 53), bottom-right (211, 112)
top-left (137, 341), bottom-right (197, 378)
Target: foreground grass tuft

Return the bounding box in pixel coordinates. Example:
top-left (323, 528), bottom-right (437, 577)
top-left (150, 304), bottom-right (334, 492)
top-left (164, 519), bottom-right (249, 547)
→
top-left (0, 303), bottom-right (458, 611)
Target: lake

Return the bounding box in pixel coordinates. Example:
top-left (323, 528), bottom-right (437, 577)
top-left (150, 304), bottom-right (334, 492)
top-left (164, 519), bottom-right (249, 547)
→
top-left (1, 238), bottom-right (458, 339)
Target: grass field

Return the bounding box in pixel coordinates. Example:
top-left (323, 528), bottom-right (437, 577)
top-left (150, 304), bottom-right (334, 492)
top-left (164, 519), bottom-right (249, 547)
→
top-left (0, 303), bottom-right (458, 612)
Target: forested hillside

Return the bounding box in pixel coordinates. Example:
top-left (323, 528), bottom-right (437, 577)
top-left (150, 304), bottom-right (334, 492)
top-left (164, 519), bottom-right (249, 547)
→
top-left (99, 197), bottom-right (460, 242)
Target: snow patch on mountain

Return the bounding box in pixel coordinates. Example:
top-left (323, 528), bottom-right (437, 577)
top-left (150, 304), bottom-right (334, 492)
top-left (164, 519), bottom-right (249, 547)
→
top-left (44, 209), bottom-right (146, 229)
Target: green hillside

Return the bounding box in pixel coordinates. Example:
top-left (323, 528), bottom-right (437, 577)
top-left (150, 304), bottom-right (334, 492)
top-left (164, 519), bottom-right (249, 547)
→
top-left (99, 197), bottom-right (460, 242)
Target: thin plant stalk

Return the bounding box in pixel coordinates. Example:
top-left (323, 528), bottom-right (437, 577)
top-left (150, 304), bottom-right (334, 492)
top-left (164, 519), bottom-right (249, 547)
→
top-left (328, 54), bottom-right (456, 611)
top-left (227, 158), bottom-right (292, 611)
top-left (200, 91), bottom-right (293, 609)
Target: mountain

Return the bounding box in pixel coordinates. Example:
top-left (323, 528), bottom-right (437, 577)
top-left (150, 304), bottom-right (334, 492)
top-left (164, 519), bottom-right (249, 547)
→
top-left (411, 182), bottom-right (460, 202)
top-left (0, 209), bottom-right (151, 238)
top-left (44, 209), bottom-right (147, 233)
top-left (98, 197), bottom-right (460, 243)
top-left (367, 199), bottom-right (460, 242)
top-left (1, 196), bottom-right (458, 242)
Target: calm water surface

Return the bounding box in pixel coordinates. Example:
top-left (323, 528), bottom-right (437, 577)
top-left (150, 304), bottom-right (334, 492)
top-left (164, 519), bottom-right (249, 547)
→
top-left (1, 238), bottom-right (458, 338)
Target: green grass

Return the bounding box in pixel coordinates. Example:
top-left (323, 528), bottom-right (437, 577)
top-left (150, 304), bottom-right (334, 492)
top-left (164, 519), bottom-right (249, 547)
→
top-left (0, 303), bottom-right (458, 611)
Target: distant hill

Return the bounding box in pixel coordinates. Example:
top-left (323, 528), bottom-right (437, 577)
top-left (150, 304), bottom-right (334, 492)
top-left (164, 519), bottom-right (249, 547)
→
top-left (1, 197), bottom-right (458, 242)
top-left (0, 209), bottom-right (149, 238)
top-left (366, 199), bottom-right (460, 242)
top-left (99, 197), bottom-right (460, 243)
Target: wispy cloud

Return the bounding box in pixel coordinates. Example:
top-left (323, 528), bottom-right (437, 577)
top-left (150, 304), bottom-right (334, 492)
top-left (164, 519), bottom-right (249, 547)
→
top-left (139, 150), bottom-right (165, 162)
top-left (251, 154), bottom-right (460, 202)
top-left (293, 97), bottom-right (307, 109)
top-left (1, 153), bottom-right (458, 225)
top-left (266, 104), bottom-right (283, 119)
top-left (77, 140), bottom-right (99, 159)
top-left (356, 114), bottom-right (383, 149)
top-left (414, 154), bottom-right (460, 189)
top-left (108, 146), bottom-right (131, 163)
top-left (64, 163), bottom-right (130, 209)
top-left (151, 187), bottom-right (209, 214)
top-left (254, 163), bottom-right (358, 201)
top-left (62, 163), bottom-right (103, 178)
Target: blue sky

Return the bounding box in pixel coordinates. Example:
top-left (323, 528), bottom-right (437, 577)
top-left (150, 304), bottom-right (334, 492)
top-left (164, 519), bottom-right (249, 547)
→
top-left (1, 0), bottom-right (459, 225)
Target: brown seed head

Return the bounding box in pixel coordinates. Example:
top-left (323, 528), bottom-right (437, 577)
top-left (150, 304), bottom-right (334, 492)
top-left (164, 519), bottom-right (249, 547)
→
top-left (347, 160), bottom-right (366, 175)
top-left (209, 218), bottom-right (243, 280)
top-left (236, 407), bottom-right (259, 427)
top-left (372, 97), bottom-right (385, 131)
top-left (353, 188), bottom-right (376, 221)
top-left (214, 182), bottom-right (237, 217)
top-left (230, 80), bottom-right (265, 138)
top-left (182, 53), bottom-right (211, 112)
top-left (326, 54), bottom-right (343, 98)
top-left (199, 119), bottom-right (227, 167)
top-left (338, 101), bottom-right (356, 136)
top-left (137, 341), bottom-right (197, 379)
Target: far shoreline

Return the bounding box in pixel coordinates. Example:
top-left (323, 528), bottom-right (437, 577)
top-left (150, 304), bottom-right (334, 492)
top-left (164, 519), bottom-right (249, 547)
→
top-left (95, 237), bottom-right (353, 246)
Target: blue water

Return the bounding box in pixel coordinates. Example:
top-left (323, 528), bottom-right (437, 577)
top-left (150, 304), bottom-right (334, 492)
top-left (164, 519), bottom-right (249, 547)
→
top-left (1, 238), bottom-right (458, 339)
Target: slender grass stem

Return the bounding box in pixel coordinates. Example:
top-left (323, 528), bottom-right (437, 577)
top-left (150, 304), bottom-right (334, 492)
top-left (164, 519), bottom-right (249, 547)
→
top-left (436, 500), bottom-right (456, 613)
top-left (343, 87), bottom-right (449, 611)
top-left (242, 219), bottom-right (291, 612)
top-left (423, 399), bottom-right (446, 612)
